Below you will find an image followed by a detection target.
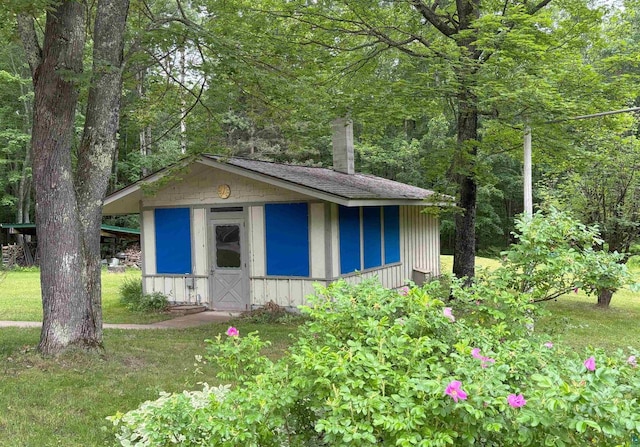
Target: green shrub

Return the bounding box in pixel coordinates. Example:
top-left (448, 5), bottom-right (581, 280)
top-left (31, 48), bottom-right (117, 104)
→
top-left (497, 208), bottom-right (631, 303)
top-left (119, 277), bottom-right (168, 312)
top-left (108, 384), bottom-right (231, 446)
top-left (112, 279), bottom-right (640, 446)
top-left (137, 292), bottom-right (169, 312)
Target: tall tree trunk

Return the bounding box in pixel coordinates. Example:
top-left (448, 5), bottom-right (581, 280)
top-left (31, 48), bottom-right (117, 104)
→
top-left (27, 1), bottom-right (92, 353)
top-left (452, 95), bottom-right (478, 280)
top-left (73, 0), bottom-right (130, 350)
top-left (19, 0), bottom-right (130, 355)
top-left (451, 20), bottom-right (480, 280)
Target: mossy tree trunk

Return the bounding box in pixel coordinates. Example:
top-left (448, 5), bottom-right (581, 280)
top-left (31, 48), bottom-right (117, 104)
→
top-left (18, 0), bottom-right (130, 355)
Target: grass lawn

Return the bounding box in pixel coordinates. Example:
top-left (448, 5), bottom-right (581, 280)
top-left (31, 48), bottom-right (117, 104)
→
top-left (0, 258), bottom-right (638, 446)
top-left (0, 322), bottom-right (295, 447)
top-left (0, 269), bottom-right (169, 324)
top-left (441, 255), bottom-right (640, 352)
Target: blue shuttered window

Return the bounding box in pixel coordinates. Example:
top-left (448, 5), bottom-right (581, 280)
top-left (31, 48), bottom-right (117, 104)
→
top-left (339, 205), bottom-right (402, 274)
top-left (339, 206), bottom-right (361, 274)
top-left (363, 207), bottom-right (382, 269)
top-left (384, 206), bottom-right (400, 264)
top-left (155, 208), bottom-right (192, 274)
top-left (265, 203), bottom-right (310, 276)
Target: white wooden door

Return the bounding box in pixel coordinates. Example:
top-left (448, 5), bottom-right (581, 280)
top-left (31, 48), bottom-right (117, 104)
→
top-left (209, 220), bottom-right (248, 310)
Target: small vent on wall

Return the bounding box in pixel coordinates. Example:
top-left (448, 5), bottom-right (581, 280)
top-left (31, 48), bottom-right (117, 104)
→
top-left (211, 207), bottom-right (243, 213)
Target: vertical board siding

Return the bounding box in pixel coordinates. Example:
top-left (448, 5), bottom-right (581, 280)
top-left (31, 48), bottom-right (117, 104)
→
top-left (251, 278), bottom-right (324, 308)
top-left (145, 275), bottom-right (203, 305)
top-left (249, 206), bottom-right (266, 277)
top-left (342, 264), bottom-right (404, 289)
top-left (400, 206), bottom-right (440, 282)
top-left (142, 210), bottom-right (156, 276)
top-left (195, 277), bottom-right (208, 305)
top-left (144, 203), bottom-right (440, 310)
top-left (310, 203), bottom-right (327, 278)
top-left (329, 204), bottom-right (340, 278)
top-left (193, 208), bottom-right (207, 276)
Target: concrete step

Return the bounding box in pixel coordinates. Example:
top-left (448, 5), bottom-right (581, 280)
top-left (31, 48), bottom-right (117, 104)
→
top-left (167, 305), bottom-right (207, 316)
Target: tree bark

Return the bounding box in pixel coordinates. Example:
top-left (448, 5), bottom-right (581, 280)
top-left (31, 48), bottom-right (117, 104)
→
top-left (451, 109), bottom-right (478, 280)
top-left (29, 1), bottom-right (93, 354)
top-left (20, 0), bottom-right (130, 355)
top-left (73, 0), bottom-right (130, 349)
top-left (451, 33), bottom-right (480, 281)
top-left (596, 288), bottom-right (613, 308)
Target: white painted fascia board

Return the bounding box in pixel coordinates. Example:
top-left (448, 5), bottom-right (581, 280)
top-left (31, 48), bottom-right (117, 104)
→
top-left (103, 160), bottom-right (195, 214)
top-left (103, 183), bottom-right (142, 207)
top-left (341, 199), bottom-right (454, 207)
top-left (103, 167), bottom-right (173, 206)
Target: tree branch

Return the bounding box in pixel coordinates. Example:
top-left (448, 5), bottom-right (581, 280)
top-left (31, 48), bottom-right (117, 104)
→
top-left (410, 0), bottom-right (457, 36)
top-left (529, 0), bottom-right (553, 14)
top-left (143, 80), bottom-right (207, 149)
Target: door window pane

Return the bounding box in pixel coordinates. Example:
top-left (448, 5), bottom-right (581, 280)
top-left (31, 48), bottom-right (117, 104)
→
top-left (216, 225), bottom-right (241, 268)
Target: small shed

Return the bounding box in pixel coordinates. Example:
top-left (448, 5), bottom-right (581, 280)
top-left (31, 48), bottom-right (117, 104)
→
top-left (103, 120), bottom-right (449, 310)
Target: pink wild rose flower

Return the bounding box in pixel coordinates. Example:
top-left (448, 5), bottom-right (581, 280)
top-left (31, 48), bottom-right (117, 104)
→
top-left (226, 326), bottom-right (239, 337)
top-left (399, 286), bottom-right (409, 296)
top-left (480, 356), bottom-right (495, 368)
top-left (628, 355), bottom-right (637, 367)
top-left (544, 342), bottom-right (554, 349)
top-left (507, 394), bottom-right (526, 408)
top-left (445, 380), bottom-right (468, 403)
top-left (443, 307), bottom-right (455, 322)
top-left (471, 348), bottom-right (495, 367)
top-left (584, 356), bottom-right (596, 371)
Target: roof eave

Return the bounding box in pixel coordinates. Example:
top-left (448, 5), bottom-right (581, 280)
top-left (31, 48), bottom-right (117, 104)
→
top-left (102, 155), bottom-right (455, 211)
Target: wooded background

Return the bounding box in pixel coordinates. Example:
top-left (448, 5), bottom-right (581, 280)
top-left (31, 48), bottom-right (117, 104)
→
top-left (1, 0), bottom-right (639, 253)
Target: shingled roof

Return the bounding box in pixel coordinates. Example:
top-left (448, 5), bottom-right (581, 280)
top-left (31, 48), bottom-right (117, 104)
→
top-left (103, 154), bottom-right (450, 215)
top-left (204, 155), bottom-right (437, 201)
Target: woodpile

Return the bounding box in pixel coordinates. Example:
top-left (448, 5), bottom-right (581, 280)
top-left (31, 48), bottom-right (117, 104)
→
top-left (122, 245), bottom-right (142, 268)
top-left (1, 243), bottom-right (37, 267)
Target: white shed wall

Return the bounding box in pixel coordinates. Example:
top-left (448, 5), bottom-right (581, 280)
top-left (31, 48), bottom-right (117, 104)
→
top-left (141, 164), bottom-right (310, 207)
top-left (138, 167), bottom-right (441, 309)
top-left (401, 205), bottom-right (441, 280)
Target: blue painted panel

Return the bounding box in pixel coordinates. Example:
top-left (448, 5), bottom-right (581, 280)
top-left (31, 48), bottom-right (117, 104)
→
top-left (363, 207), bottom-right (382, 269)
top-left (265, 203), bottom-right (310, 276)
top-left (155, 208), bottom-right (192, 274)
top-left (384, 206), bottom-right (400, 264)
top-left (339, 206), bottom-right (361, 274)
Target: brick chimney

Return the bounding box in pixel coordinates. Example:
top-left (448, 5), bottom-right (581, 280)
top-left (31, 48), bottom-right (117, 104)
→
top-left (331, 118), bottom-right (354, 175)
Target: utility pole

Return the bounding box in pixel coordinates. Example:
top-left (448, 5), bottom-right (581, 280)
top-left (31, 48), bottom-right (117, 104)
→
top-left (523, 106), bottom-right (640, 217)
top-left (523, 126), bottom-right (532, 217)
